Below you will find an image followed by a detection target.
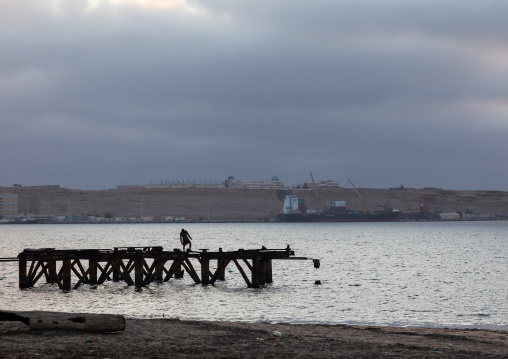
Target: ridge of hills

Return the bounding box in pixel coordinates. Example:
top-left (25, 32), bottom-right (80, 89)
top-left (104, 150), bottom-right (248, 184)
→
top-left (3, 187), bottom-right (508, 221)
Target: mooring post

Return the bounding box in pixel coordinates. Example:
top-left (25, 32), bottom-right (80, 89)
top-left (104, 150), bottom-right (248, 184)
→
top-left (89, 259), bottom-right (98, 284)
top-left (200, 249), bottom-right (210, 286)
top-left (18, 256), bottom-right (27, 289)
top-left (62, 259), bottom-right (71, 291)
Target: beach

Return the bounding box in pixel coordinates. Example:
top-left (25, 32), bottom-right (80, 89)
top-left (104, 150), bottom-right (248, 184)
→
top-left (2, 319), bottom-right (508, 358)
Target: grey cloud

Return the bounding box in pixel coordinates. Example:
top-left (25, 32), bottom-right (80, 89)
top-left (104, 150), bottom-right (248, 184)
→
top-left (1, 1), bottom-right (507, 190)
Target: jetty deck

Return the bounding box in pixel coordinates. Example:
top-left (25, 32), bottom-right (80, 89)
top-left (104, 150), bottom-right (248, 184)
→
top-left (7, 246), bottom-right (311, 291)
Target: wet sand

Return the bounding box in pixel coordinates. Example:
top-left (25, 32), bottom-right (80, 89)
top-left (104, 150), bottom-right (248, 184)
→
top-left (2, 319), bottom-right (508, 358)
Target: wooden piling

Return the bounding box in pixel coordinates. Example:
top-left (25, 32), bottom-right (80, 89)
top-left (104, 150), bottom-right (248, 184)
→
top-left (266, 259), bottom-right (273, 283)
top-left (89, 259), bottom-right (98, 284)
top-left (251, 258), bottom-right (260, 288)
top-left (217, 259), bottom-right (226, 281)
top-left (135, 257), bottom-right (143, 288)
top-left (259, 259), bottom-right (267, 285)
top-left (62, 259), bottom-right (71, 291)
top-left (18, 257), bottom-right (27, 289)
top-left (200, 250), bottom-right (210, 286)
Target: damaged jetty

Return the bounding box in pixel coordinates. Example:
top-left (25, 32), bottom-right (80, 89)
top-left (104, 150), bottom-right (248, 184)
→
top-left (6, 246), bottom-right (317, 291)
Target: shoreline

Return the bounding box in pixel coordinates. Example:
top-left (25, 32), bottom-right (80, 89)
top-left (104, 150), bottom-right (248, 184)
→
top-left (2, 319), bottom-right (508, 358)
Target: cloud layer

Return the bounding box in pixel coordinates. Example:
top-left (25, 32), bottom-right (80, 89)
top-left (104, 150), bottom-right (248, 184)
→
top-left (1, 0), bottom-right (507, 190)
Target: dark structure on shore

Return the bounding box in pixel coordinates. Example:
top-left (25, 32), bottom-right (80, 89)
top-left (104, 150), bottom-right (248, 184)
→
top-left (6, 246), bottom-right (311, 291)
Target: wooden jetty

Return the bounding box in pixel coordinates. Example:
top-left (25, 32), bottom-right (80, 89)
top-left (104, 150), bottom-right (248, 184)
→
top-left (9, 245), bottom-right (311, 291)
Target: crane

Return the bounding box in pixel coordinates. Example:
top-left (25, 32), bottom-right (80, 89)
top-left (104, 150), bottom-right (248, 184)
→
top-left (309, 172), bottom-right (320, 215)
top-left (347, 178), bottom-right (366, 214)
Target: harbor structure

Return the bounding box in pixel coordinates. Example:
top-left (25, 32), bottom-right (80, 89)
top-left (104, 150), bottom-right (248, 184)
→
top-left (6, 245), bottom-right (313, 291)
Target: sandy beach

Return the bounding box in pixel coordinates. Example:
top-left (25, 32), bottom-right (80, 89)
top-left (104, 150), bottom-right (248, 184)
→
top-left (2, 318), bottom-right (508, 358)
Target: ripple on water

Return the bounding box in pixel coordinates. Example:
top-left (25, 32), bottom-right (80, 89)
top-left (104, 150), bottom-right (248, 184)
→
top-left (0, 222), bottom-right (508, 329)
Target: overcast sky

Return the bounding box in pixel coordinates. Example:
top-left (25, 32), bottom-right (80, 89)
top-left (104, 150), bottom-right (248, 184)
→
top-left (1, 1), bottom-right (507, 190)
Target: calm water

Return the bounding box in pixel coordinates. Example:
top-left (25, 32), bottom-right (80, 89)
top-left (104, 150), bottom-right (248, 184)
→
top-left (1, 221), bottom-right (507, 329)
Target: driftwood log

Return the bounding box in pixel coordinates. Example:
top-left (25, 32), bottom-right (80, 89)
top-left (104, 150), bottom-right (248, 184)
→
top-left (0, 310), bottom-right (126, 332)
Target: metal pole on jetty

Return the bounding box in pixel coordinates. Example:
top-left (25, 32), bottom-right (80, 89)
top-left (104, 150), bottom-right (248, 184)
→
top-left (7, 245), bottom-right (316, 291)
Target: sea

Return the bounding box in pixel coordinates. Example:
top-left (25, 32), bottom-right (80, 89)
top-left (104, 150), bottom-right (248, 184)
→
top-left (1, 221), bottom-right (507, 330)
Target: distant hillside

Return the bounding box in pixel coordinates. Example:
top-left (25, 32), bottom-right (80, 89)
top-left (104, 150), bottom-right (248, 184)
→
top-left (3, 187), bottom-right (508, 221)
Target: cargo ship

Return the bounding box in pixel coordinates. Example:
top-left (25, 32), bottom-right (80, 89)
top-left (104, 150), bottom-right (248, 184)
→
top-left (277, 194), bottom-right (399, 222)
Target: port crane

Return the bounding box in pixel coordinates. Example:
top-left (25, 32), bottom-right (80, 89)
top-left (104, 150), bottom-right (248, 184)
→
top-left (309, 172), bottom-right (321, 215)
top-left (348, 178), bottom-right (366, 214)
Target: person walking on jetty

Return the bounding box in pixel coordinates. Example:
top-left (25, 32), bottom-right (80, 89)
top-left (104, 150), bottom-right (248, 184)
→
top-left (180, 228), bottom-right (192, 251)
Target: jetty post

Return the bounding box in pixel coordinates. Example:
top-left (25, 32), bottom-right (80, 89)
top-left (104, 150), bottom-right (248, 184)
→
top-left (200, 249), bottom-right (210, 285)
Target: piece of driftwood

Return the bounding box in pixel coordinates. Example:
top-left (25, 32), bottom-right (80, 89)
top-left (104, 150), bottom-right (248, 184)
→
top-left (0, 310), bottom-right (126, 332)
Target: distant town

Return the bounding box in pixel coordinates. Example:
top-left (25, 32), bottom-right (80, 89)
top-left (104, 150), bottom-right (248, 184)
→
top-left (1, 176), bottom-right (507, 223)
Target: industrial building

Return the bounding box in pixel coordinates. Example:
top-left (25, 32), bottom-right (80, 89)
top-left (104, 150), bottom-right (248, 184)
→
top-left (0, 193), bottom-right (19, 219)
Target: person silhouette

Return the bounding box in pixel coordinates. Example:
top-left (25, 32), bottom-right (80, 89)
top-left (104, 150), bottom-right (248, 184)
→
top-left (179, 228), bottom-right (192, 251)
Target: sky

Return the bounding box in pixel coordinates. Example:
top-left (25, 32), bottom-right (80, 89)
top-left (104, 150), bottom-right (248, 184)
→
top-left (1, 0), bottom-right (507, 191)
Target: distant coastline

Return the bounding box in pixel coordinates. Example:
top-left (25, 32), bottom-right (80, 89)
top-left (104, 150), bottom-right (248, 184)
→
top-left (1, 186), bottom-right (507, 223)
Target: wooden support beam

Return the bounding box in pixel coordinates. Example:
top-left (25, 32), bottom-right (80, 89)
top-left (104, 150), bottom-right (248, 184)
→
top-left (266, 259), bottom-right (273, 283)
top-left (19, 258), bottom-right (27, 289)
top-left (47, 260), bottom-right (58, 283)
top-left (28, 261), bottom-right (42, 286)
top-left (259, 258), bottom-right (267, 285)
top-left (154, 259), bottom-right (164, 282)
top-left (74, 259), bottom-right (89, 284)
top-left (210, 259), bottom-right (230, 285)
top-left (89, 259), bottom-right (97, 284)
top-left (112, 259), bottom-right (120, 282)
top-left (30, 262), bottom-right (50, 288)
top-left (217, 258), bottom-right (226, 281)
top-left (174, 260), bottom-right (183, 279)
top-left (143, 259), bottom-right (166, 286)
top-left (62, 259), bottom-right (71, 291)
top-left (201, 257), bottom-right (210, 286)
top-left (135, 257), bottom-right (144, 288)
top-left (181, 259), bottom-right (201, 284)
top-left (97, 262), bottom-right (112, 284)
top-left (242, 258), bottom-right (253, 272)
top-left (163, 260), bottom-right (178, 281)
top-left (109, 260), bottom-right (134, 286)
top-left (251, 258), bottom-right (260, 288)
top-left (73, 266), bottom-right (92, 290)
top-left (233, 259), bottom-right (251, 288)
top-left (27, 260), bottom-right (36, 284)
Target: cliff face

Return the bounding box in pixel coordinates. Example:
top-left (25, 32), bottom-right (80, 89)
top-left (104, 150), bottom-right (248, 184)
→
top-left (4, 187), bottom-right (508, 221)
